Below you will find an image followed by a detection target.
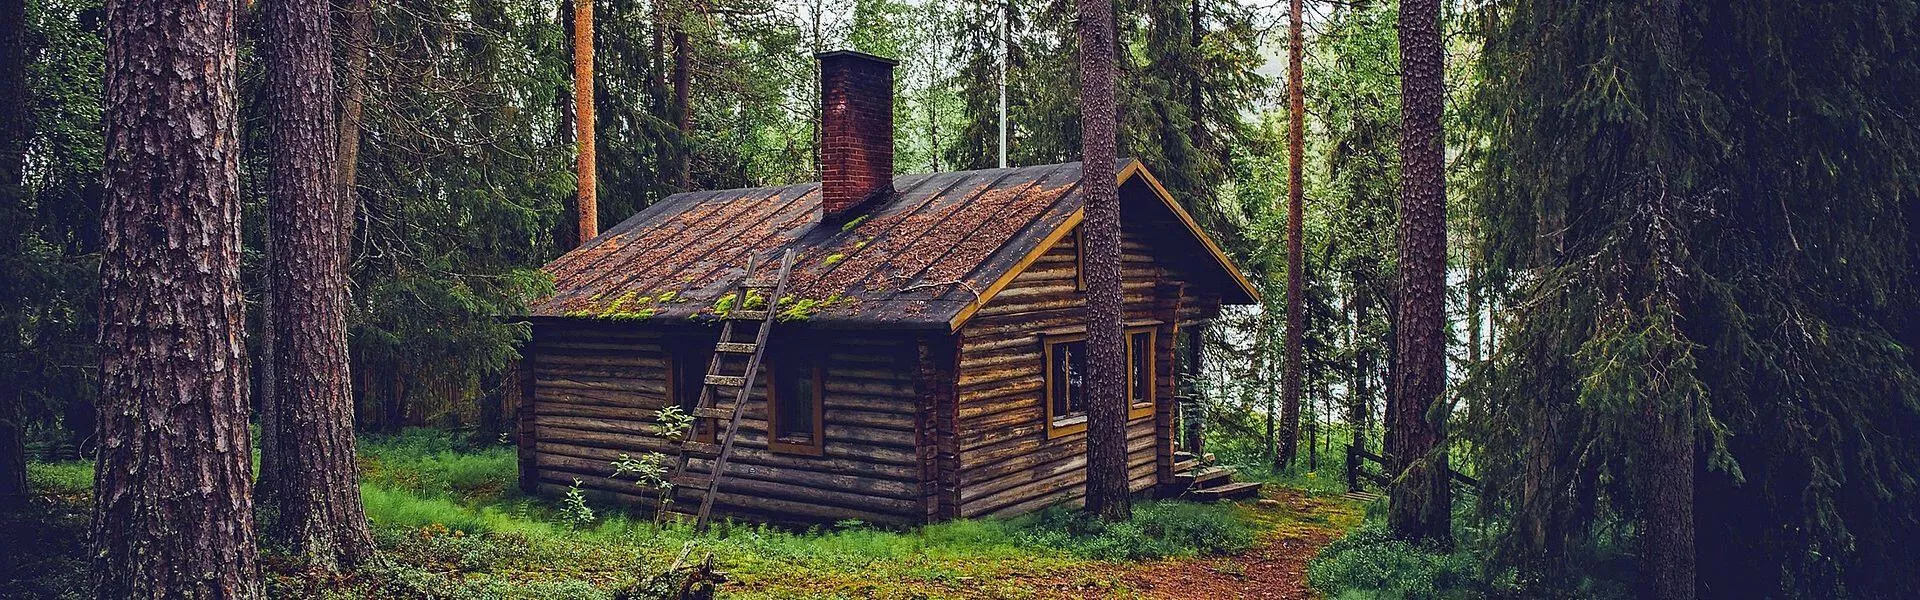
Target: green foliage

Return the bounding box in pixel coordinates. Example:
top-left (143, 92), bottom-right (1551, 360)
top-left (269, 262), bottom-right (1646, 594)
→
top-left (1008, 501), bottom-right (1257, 560)
top-left (23, 461), bottom-right (91, 498)
top-left (1307, 524), bottom-right (1481, 600)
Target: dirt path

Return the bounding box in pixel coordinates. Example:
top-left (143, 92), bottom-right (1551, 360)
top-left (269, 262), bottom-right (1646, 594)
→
top-left (1030, 488), bottom-right (1362, 599)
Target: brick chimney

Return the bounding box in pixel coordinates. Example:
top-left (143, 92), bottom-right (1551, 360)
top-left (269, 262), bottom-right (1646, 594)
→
top-left (817, 50), bottom-right (896, 223)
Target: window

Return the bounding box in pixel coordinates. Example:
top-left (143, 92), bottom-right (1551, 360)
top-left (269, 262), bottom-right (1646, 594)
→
top-left (1127, 329), bottom-right (1156, 420)
top-left (671, 343), bottom-right (716, 443)
top-left (1043, 328), bottom-right (1158, 438)
top-left (1044, 335), bottom-right (1089, 437)
top-left (767, 358), bottom-right (825, 455)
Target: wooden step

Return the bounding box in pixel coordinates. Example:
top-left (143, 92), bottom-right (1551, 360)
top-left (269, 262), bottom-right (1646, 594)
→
top-left (1172, 458), bottom-right (1200, 473)
top-left (669, 475), bottom-right (712, 490)
top-left (1173, 451), bottom-right (1197, 463)
top-left (690, 406), bottom-right (735, 420)
top-left (714, 342), bottom-right (757, 354)
top-left (680, 441), bottom-right (721, 457)
top-left (704, 374), bottom-right (746, 387)
top-left (1189, 481), bottom-right (1262, 502)
top-left (727, 309), bottom-right (768, 321)
top-left (1177, 466), bottom-right (1235, 489)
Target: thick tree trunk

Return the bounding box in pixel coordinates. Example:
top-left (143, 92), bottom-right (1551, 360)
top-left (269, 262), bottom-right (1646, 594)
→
top-left (0, 0), bottom-right (31, 512)
top-left (1387, 0), bottom-right (1451, 545)
top-left (95, 0), bottom-right (261, 590)
top-left (1077, 0), bottom-right (1128, 522)
top-left (263, 0), bottom-right (376, 570)
top-left (572, 0), bottom-right (597, 245)
top-left (1276, 0), bottom-right (1306, 470)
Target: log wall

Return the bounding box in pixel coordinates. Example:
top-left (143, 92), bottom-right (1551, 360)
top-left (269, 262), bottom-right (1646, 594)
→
top-left (953, 222), bottom-right (1224, 518)
top-left (520, 323), bottom-right (929, 525)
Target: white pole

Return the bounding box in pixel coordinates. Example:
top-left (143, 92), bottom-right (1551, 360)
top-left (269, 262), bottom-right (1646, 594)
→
top-left (997, 0), bottom-right (1009, 168)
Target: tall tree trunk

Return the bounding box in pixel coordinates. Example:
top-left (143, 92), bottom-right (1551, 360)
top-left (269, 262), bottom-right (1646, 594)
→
top-left (95, 0), bottom-right (262, 589)
top-left (1276, 0), bottom-right (1306, 470)
top-left (572, 0), bottom-right (597, 245)
top-left (671, 13), bottom-right (692, 190)
top-left (1387, 0), bottom-right (1451, 545)
top-left (1077, 0), bottom-right (1128, 522)
top-left (1349, 271), bottom-right (1374, 451)
top-left (335, 0), bottom-right (370, 252)
top-left (263, 0), bottom-right (376, 569)
top-left (1637, 3), bottom-right (1696, 596)
top-left (0, 0), bottom-right (32, 512)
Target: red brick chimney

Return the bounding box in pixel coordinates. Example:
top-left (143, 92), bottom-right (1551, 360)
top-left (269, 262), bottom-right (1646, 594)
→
top-left (817, 50), bottom-right (896, 223)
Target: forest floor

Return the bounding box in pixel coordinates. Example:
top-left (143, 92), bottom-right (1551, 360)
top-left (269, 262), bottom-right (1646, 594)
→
top-left (2, 430), bottom-right (1365, 599)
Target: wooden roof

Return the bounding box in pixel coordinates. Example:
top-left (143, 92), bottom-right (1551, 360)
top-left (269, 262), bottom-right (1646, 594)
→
top-left (528, 159), bottom-right (1259, 330)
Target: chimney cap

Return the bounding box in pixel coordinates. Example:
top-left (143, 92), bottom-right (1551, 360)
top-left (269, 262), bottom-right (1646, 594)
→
top-left (814, 49), bottom-right (899, 66)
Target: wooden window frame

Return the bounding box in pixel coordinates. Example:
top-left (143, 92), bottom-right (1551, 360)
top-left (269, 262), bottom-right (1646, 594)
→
top-left (1042, 333), bottom-right (1089, 438)
top-left (765, 359), bottom-right (827, 456)
top-left (1126, 327), bottom-right (1156, 421)
top-left (1071, 227), bottom-right (1087, 292)
top-left (1042, 326), bottom-right (1159, 439)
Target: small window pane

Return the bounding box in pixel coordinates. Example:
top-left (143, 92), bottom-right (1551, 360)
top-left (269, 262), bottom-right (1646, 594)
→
top-left (775, 363), bottom-right (816, 442)
top-left (1129, 332), bottom-right (1152, 405)
top-left (1051, 339), bottom-right (1088, 422)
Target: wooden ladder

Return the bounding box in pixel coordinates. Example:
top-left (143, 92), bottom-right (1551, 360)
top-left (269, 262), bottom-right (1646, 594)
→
top-left (657, 249), bottom-right (796, 533)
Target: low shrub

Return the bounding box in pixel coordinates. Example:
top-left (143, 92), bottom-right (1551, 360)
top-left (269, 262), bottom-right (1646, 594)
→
top-left (1306, 523), bottom-right (1480, 599)
top-left (1011, 500), bottom-right (1258, 560)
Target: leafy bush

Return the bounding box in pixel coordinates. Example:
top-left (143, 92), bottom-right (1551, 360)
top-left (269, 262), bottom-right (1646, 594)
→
top-left (1306, 523), bottom-right (1480, 599)
top-left (1011, 501), bottom-right (1258, 560)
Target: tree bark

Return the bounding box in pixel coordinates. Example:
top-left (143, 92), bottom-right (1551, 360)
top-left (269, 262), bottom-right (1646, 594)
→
top-left (95, 0), bottom-right (262, 589)
top-left (1077, 0), bottom-right (1128, 522)
top-left (0, 0), bottom-right (31, 512)
top-left (1349, 270), bottom-right (1374, 451)
top-left (572, 0), bottom-right (597, 245)
top-left (335, 0), bottom-right (371, 252)
top-left (671, 11), bottom-right (692, 190)
top-left (1387, 0), bottom-right (1451, 545)
top-left (263, 0), bottom-right (377, 569)
top-left (1276, 0), bottom-right (1306, 470)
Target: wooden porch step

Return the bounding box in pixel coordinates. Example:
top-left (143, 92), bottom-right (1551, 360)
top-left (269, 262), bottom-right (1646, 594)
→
top-left (714, 342), bottom-right (757, 354)
top-left (1189, 481), bottom-right (1262, 502)
top-left (1177, 466), bottom-right (1235, 489)
top-left (1173, 458), bottom-right (1201, 473)
top-left (1173, 451), bottom-right (1198, 463)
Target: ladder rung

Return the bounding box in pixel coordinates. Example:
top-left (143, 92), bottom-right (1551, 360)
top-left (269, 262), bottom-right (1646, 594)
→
top-left (704, 374), bottom-right (745, 387)
top-left (690, 406), bottom-right (734, 420)
top-left (727, 309), bottom-right (768, 321)
top-left (680, 441), bottom-right (721, 457)
top-left (670, 475), bottom-right (711, 490)
top-left (714, 342), bottom-right (757, 354)
top-left (743, 278), bottom-right (778, 288)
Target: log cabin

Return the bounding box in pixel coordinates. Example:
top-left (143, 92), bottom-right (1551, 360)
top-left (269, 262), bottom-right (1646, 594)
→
top-left (515, 50), bottom-right (1261, 525)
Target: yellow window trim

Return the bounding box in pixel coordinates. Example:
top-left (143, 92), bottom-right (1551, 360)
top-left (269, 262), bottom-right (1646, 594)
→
top-left (1041, 327), bottom-right (1157, 440)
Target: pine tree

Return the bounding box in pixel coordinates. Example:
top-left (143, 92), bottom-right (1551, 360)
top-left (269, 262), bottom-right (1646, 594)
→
top-left (1275, 0), bottom-right (1306, 469)
top-left (261, 0), bottom-right (376, 568)
top-left (94, 0), bottom-right (261, 590)
top-left (1468, 0), bottom-right (1920, 596)
top-left (1078, 0), bottom-right (1129, 522)
top-left (1386, 0), bottom-right (1451, 545)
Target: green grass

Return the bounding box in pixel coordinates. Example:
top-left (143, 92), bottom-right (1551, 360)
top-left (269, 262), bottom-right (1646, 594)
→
top-left (1306, 523), bottom-right (1482, 600)
top-left (8, 428), bottom-right (1330, 599)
